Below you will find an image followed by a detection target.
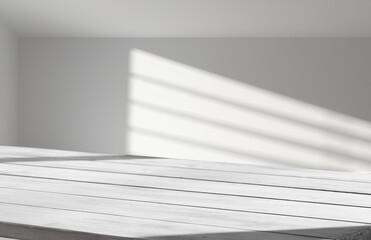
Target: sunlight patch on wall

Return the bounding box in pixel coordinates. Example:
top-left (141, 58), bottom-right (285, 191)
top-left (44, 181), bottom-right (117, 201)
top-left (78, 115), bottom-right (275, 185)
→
top-left (127, 49), bottom-right (371, 171)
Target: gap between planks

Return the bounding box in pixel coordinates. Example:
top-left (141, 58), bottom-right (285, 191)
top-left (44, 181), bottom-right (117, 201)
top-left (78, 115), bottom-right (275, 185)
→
top-left (0, 164), bottom-right (371, 223)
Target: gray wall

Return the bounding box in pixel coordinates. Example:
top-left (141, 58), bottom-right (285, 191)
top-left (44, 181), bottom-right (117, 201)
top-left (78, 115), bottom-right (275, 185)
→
top-left (19, 38), bottom-right (371, 170)
top-left (0, 22), bottom-right (18, 145)
top-left (19, 39), bottom-right (128, 153)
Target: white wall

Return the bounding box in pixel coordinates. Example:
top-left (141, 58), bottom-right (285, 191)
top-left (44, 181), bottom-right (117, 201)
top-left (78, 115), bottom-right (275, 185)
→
top-left (19, 38), bottom-right (371, 170)
top-left (0, 22), bottom-right (18, 145)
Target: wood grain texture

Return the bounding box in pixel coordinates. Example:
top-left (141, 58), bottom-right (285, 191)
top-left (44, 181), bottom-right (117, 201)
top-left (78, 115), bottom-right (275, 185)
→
top-left (105, 157), bottom-right (371, 183)
top-left (0, 147), bottom-right (371, 240)
top-left (9, 160), bottom-right (371, 207)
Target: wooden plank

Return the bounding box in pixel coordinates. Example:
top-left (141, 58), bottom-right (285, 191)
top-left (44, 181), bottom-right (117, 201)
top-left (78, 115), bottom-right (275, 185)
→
top-left (1, 166), bottom-right (371, 223)
top-left (0, 202), bottom-right (334, 240)
top-left (5, 154), bottom-right (371, 184)
top-left (1, 144), bottom-right (370, 183)
top-left (2, 148), bottom-right (371, 239)
top-left (4, 173), bottom-right (368, 218)
top-left (105, 157), bottom-right (371, 183)
top-left (10, 160), bottom-right (371, 208)
top-left (0, 187), bottom-right (368, 240)
top-left (5, 160), bottom-right (371, 195)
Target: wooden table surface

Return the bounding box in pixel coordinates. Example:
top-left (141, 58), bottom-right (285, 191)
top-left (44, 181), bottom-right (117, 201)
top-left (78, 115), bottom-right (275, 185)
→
top-left (0, 146), bottom-right (371, 240)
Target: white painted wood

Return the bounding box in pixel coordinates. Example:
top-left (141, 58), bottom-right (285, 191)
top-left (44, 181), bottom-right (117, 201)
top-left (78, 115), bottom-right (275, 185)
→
top-left (106, 157), bottom-right (371, 183)
top-left (0, 203), bottom-right (335, 240)
top-left (1, 164), bottom-right (371, 223)
top-left (1, 147), bottom-right (371, 240)
top-left (1, 173), bottom-right (370, 217)
top-left (0, 187), bottom-right (368, 240)
top-left (3, 161), bottom-right (371, 196)
top-left (10, 160), bottom-right (371, 207)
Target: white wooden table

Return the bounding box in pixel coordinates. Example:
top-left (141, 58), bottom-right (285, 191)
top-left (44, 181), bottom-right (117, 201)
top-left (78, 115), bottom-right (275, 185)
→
top-left (0, 146), bottom-right (371, 240)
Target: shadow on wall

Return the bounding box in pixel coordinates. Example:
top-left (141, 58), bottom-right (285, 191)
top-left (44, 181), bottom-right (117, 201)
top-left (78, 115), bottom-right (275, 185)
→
top-left (126, 49), bottom-right (371, 172)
